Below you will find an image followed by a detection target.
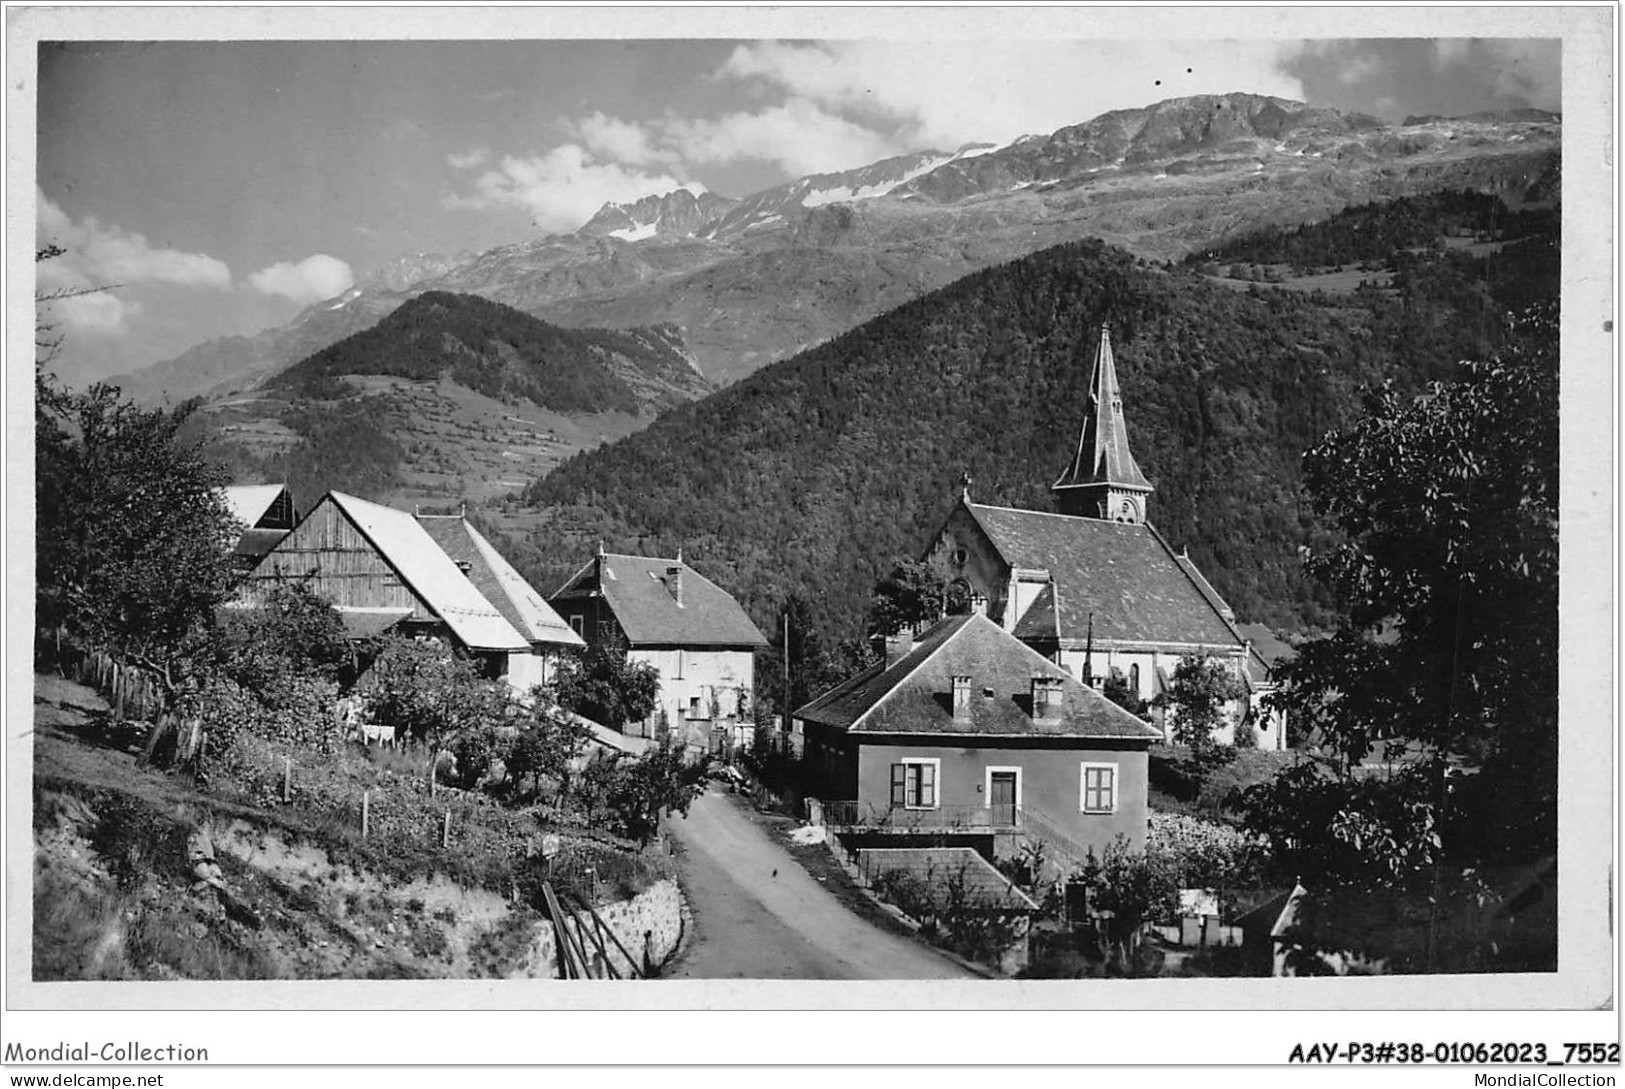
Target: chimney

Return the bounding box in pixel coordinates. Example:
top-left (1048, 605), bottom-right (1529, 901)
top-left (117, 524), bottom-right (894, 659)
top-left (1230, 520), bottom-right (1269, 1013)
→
top-left (1031, 675), bottom-right (1063, 722)
top-left (666, 565), bottom-right (684, 606)
top-left (883, 631), bottom-right (915, 666)
top-left (952, 675), bottom-right (972, 717)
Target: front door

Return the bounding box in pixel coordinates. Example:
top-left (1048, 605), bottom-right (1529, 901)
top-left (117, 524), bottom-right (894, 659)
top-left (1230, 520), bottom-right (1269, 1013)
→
top-left (990, 771), bottom-right (1018, 827)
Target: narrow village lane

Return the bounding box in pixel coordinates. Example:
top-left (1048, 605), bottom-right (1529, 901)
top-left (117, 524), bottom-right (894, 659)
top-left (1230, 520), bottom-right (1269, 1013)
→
top-left (662, 789), bottom-right (973, 980)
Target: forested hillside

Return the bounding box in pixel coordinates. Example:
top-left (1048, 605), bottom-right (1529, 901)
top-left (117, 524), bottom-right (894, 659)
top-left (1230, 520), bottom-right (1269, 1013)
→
top-left (273, 292), bottom-right (653, 414)
top-left (499, 191), bottom-right (1556, 649)
top-left (1189, 189), bottom-right (1557, 270)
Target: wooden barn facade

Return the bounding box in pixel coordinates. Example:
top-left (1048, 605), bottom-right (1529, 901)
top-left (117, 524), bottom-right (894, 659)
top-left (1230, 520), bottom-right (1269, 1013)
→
top-left (239, 491), bottom-right (581, 686)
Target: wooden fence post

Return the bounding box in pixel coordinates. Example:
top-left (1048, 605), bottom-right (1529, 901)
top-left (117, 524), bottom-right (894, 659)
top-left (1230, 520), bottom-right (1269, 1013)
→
top-left (361, 790), bottom-right (370, 839)
top-left (282, 756), bottom-right (292, 803)
top-left (441, 809), bottom-right (451, 848)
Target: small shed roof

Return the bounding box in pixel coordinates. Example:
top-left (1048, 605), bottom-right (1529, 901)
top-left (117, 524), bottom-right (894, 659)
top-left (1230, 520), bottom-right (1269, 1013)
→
top-left (856, 847), bottom-right (1040, 912)
top-left (328, 492), bottom-right (529, 652)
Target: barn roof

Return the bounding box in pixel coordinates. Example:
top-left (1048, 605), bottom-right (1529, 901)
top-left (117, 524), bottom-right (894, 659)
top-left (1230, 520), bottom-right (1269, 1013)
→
top-left (796, 613), bottom-right (1160, 741)
top-left (223, 484), bottom-right (288, 529)
top-left (552, 553), bottom-right (767, 649)
top-left (963, 501), bottom-right (1242, 648)
top-left (856, 847), bottom-right (1040, 912)
top-left (417, 516), bottom-right (583, 649)
top-left (326, 492), bottom-right (529, 652)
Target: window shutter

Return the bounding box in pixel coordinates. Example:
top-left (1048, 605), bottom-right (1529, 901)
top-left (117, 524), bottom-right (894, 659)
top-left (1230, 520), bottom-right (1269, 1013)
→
top-left (920, 762), bottom-right (936, 807)
top-left (891, 763), bottom-right (907, 807)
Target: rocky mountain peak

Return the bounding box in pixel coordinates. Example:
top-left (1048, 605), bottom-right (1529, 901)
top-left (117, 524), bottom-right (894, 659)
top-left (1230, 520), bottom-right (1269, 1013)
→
top-left (579, 186), bottom-right (738, 241)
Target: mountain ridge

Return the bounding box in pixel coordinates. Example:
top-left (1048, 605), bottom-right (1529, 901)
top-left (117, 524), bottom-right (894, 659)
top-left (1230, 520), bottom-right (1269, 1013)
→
top-left (112, 93), bottom-right (1559, 401)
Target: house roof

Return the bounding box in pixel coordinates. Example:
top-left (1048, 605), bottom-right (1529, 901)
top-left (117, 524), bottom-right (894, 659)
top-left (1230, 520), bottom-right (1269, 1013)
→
top-left (326, 492), bottom-right (529, 652)
top-left (856, 847), bottom-right (1040, 912)
top-left (552, 553), bottom-right (768, 649)
top-left (417, 516), bottom-right (583, 649)
top-left (223, 484), bottom-right (289, 529)
top-left (963, 501), bottom-right (1242, 648)
top-left (796, 613), bottom-right (1161, 741)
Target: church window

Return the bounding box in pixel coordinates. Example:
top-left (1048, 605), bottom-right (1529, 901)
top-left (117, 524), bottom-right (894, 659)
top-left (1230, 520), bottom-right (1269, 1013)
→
top-left (1129, 663), bottom-right (1140, 694)
top-left (951, 548), bottom-right (968, 567)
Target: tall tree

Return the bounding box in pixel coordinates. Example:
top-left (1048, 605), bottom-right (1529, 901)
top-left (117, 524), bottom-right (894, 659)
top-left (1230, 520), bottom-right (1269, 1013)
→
top-left (549, 637), bottom-right (661, 732)
top-left (36, 381), bottom-right (238, 693)
top-left (1242, 304), bottom-right (1558, 893)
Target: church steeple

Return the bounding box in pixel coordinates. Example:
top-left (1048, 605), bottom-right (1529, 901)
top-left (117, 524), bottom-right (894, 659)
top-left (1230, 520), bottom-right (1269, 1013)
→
top-left (1052, 323), bottom-right (1154, 523)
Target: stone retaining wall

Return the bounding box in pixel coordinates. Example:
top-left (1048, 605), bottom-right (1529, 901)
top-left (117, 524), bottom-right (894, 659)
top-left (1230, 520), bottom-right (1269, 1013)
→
top-left (529, 878), bottom-right (685, 979)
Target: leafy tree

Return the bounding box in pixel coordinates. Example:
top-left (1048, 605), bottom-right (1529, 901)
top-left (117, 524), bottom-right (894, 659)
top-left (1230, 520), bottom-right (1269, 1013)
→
top-left (865, 558), bottom-right (949, 637)
top-left (215, 580), bottom-right (355, 690)
top-left (572, 740), bottom-right (711, 845)
top-left (1241, 304), bottom-right (1557, 900)
top-left (1101, 670), bottom-right (1148, 719)
top-left (1077, 836), bottom-right (1182, 975)
top-left (363, 637), bottom-right (508, 751)
top-left (549, 637), bottom-right (660, 731)
top-left (1156, 655), bottom-right (1248, 755)
top-left (36, 380), bottom-right (238, 694)
top-left (503, 691), bottom-right (594, 799)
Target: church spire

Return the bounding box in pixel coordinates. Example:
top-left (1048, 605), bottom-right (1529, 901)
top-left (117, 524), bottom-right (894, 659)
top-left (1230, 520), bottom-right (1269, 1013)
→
top-left (1052, 323), bottom-right (1154, 523)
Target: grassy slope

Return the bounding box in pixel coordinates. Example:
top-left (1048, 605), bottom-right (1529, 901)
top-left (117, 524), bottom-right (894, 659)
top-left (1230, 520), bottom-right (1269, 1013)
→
top-left (30, 674), bottom-right (663, 981)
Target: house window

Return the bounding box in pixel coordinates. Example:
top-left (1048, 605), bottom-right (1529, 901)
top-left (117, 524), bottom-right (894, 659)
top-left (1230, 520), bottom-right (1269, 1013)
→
top-left (689, 696), bottom-right (702, 719)
top-left (890, 758), bottom-right (940, 810)
top-left (1080, 762), bottom-right (1118, 814)
top-left (569, 615), bottom-right (584, 636)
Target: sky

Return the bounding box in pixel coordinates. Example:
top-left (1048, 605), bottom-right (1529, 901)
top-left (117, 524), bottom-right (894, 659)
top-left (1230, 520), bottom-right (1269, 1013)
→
top-left (33, 36), bottom-right (1561, 386)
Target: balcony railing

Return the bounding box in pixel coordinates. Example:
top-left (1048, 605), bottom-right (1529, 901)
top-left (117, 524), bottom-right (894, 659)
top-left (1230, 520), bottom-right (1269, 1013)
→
top-left (814, 799), bottom-right (1099, 876)
top-left (818, 800), bottom-right (1024, 833)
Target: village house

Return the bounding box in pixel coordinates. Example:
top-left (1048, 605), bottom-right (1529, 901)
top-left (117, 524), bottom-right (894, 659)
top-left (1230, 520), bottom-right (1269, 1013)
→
top-left (795, 612), bottom-right (1162, 866)
top-left (239, 491), bottom-right (582, 690)
top-left (922, 324), bottom-right (1287, 749)
top-left (220, 483), bottom-right (298, 570)
top-left (550, 548), bottom-right (769, 748)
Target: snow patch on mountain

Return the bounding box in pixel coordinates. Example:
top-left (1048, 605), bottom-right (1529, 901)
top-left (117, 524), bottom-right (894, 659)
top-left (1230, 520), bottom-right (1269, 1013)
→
top-left (609, 222), bottom-right (659, 242)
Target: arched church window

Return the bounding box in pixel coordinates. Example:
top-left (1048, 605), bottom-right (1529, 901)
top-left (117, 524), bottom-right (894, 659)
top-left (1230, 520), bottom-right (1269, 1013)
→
top-left (1129, 663), bottom-right (1140, 694)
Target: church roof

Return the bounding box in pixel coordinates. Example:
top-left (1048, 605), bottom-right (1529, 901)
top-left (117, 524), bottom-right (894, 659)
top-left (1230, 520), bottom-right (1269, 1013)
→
top-left (796, 613), bottom-right (1161, 740)
top-left (1052, 324), bottom-right (1153, 494)
top-left (552, 553), bottom-right (768, 649)
top-left (963, 501), bottom-right (1243, 648)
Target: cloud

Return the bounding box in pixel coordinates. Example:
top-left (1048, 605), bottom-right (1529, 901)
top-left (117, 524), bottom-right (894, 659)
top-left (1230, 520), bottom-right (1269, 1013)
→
top-left (444, 144), bottom-right (689, 233)
top-left (446, 147), bottom-right (492, 170)
top-left (35, 191), bottom-right (231, 337)
top-left (568, 112), bottom-right (674, 167)
top-left (248, 254), bottom-right (355, 305)
top-left (52, 293), bottom-right (140, 336)
top-left (717, 40), bottom-right (1308, 151)
top-left (658, 98), bottom-right (901, 176)
top-left (1338, 53), bottom-right (1386, 86)
top-left (36, 191), bottom-right (233, 292)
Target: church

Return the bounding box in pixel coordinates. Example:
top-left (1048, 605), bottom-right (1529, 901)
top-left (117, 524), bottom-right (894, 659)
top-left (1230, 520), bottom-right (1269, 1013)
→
top-left (922, 324), bottom-right (1286, 750)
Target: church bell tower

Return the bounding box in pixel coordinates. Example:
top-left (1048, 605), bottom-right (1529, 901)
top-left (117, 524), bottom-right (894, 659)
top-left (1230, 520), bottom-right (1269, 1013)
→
top-left (1051, 323), bottom-right (1154, 523)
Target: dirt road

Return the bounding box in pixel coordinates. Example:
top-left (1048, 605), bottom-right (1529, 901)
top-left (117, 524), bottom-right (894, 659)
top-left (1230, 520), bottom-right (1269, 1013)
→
top-left (662, 789), bottom-right (972, 979)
